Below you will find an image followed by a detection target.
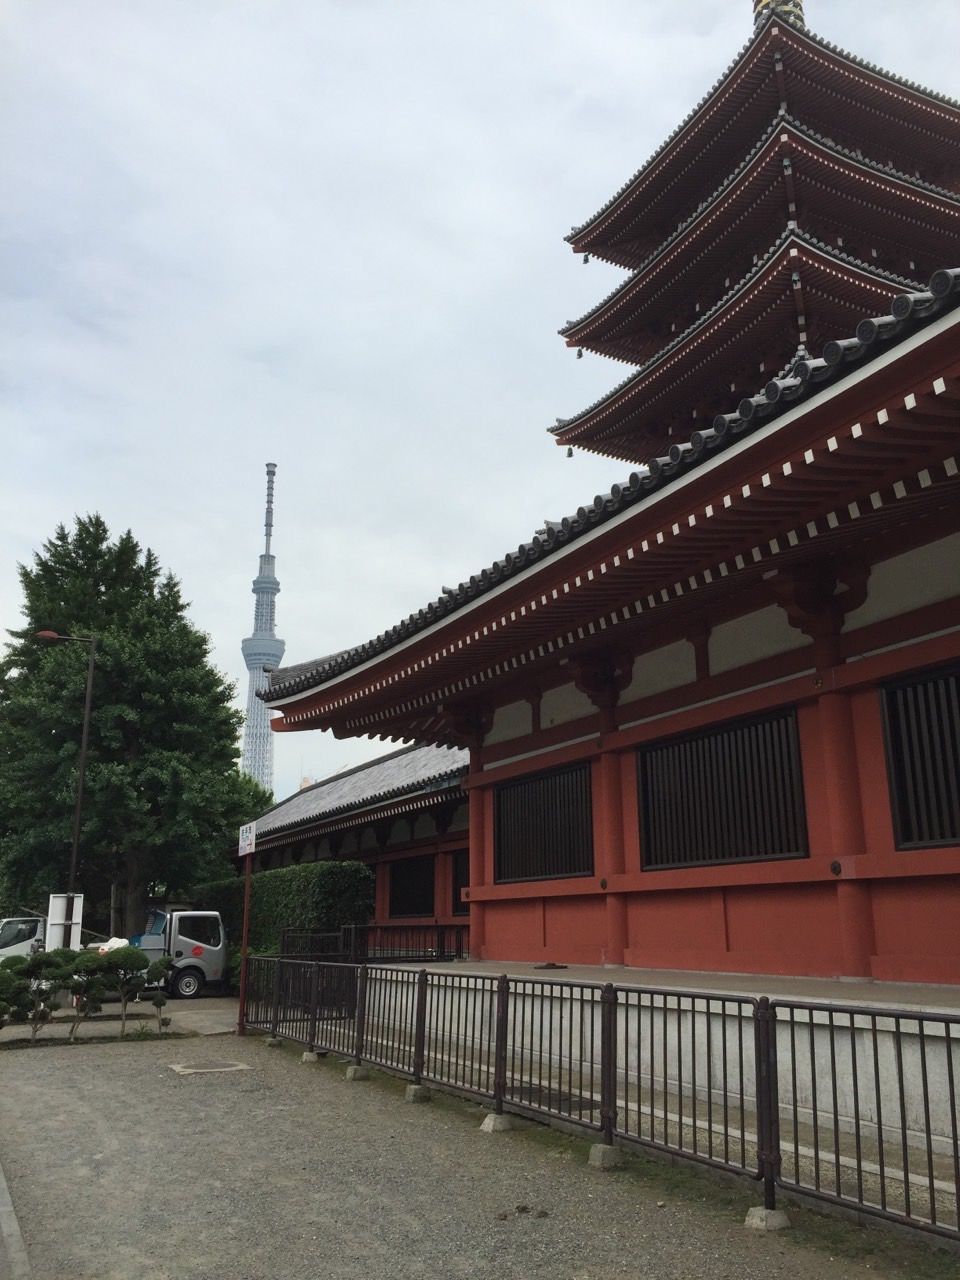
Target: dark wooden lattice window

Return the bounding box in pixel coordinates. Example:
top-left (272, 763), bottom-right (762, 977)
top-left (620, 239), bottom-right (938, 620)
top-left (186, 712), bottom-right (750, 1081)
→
top-left (494, 763), bottom-right (594, 883)
top-left (638, 709), bottom-right (808, 869)
top-left (883, 665), bottom-right (960, 849)
top-left (451, 849), bottom-right (470, 916)
top-left (389, 854), bottom-right (435, 917)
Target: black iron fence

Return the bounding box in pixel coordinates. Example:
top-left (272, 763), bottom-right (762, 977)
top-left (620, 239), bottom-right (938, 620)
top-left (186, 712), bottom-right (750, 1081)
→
top-left (279, 923), bottom-right (469, 963)
top-left (243, 958), bottom-right (960, 1242)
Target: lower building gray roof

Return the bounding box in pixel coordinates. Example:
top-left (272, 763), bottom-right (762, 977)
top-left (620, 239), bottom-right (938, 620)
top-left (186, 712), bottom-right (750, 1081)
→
top-left (255, 742), bottom-right (468, 839)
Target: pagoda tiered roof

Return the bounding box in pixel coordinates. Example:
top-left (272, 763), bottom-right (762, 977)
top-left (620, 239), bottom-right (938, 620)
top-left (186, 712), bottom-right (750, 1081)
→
top-left (554, 231), bottom-right (918, 463)
top-left (569, 14), bottom-right (960, 268)
top-left (561, 117), bottom-right (960, 366)
top-left (557, 13), bottom-right (960, 464)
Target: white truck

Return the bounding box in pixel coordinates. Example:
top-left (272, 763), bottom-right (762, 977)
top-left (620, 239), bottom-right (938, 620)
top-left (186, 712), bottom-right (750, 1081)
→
top-left (0, 915), bottom-right (45, 958)
top-left (0, 908), bottom-right (226, 999)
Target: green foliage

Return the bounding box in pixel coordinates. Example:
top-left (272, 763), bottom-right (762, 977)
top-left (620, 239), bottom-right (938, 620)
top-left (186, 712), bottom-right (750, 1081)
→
top-left (225, 945), bottom-right (245, 994)
top-left (68, 951), bottom-right (109, 1042)
top-left (195, 860), bottom-right (374, 956)
top-left (0, 515), bottom-right (273, 931)
top-left (151, 989), bottom-right (168, 1034)
top-left (19, 948), bottom-right (77, 1041)
top-left (100, 945), bottom-right (149, 1035)
top-left (0, 958), bottom-right (31, 1030)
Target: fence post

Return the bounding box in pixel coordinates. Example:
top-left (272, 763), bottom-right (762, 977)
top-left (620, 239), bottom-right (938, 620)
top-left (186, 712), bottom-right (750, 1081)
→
top-left (493, 975), bottom-right (510, 1115)
top-left (306, 962), bottom-right (321, 1051)
top-left (269, 960), bottom-right (283, 1038)
top-left (353, 964), bottom-right (369, 1065)
top-left (413, 968), bottom-right (428, 1085)
top-left (755, 997), bottom-right (781, 1210)
top-left (600, 983), bottom-right (618, 1145)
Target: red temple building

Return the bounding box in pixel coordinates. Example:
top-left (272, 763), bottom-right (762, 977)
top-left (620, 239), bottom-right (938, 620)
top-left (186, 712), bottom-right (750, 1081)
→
top-left (262, 0), bottom-right (960, 983)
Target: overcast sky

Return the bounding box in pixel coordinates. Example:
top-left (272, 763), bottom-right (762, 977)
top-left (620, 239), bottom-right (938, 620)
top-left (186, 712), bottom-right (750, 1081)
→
top-left (2, 0), bottom-right (957, 804)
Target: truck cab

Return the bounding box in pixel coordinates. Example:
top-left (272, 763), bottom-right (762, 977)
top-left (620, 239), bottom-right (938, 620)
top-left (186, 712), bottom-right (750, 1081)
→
top-left (0, 916), bottom-right (45, 959)
top-left (130, 909), bottom-right (226, 999)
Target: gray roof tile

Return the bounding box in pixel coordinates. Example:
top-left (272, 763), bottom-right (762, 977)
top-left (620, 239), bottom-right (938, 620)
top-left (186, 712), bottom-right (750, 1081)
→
top-left (256, 743), bottom-right (468, 837)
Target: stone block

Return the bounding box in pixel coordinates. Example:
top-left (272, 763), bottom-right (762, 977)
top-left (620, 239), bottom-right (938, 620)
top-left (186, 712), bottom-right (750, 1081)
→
top-left (301, 1051), bottom-right (320, 1063)
top-left (587, 1143), bottom-right (623, 1170)
top-left (405, 1084), bottom-right (432, 1104)
top-left (480, 1113), bottom-right (514, 1134)
top-left (264, 1037), bottom-right (282, 1048)
top-left (744, 1207), bottom-right (791, 1231)
top-left (345, 1064), bottom-right (370, 1081)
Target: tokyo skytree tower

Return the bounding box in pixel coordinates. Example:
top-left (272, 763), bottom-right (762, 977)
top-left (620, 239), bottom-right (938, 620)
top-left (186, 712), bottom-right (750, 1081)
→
top-left (241, 463), bottom-right (285, 792)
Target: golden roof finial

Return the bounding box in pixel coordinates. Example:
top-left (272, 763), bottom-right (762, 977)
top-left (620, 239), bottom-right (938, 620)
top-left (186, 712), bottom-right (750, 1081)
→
top-left (753, 0), bottom-right (805, 27)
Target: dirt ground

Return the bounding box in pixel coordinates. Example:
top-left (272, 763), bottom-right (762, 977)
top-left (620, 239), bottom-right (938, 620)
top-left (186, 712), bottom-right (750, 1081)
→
top-left (1, 1033), bottom-right (957, 1280)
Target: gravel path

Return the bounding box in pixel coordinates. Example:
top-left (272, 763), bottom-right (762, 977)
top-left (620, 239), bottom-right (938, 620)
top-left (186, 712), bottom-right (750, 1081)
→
top-left (0, 1038), bottom-right (948, 1280)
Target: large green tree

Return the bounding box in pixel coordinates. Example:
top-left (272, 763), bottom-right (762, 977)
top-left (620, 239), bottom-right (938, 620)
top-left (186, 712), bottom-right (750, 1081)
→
top-left (0, 516), bottom-right (271, 934)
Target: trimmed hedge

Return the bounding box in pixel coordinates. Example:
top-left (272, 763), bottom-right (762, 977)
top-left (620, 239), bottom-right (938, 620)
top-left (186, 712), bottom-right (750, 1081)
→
top-left (194, 860), bottom-right (374, 955)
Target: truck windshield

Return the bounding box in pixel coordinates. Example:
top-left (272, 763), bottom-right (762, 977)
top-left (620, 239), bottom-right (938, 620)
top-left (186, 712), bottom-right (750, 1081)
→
top-left (0, 919), bottom-right (37, 949)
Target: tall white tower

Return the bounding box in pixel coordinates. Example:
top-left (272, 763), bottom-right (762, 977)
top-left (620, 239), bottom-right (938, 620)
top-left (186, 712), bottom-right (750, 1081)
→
top-left (241, 463), bottom-right (285, 793)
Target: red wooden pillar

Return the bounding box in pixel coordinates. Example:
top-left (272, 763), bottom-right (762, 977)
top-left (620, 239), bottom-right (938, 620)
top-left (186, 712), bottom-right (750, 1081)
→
top-left (432, 842), bottom-right (445, 922)
top-left (594, 751), bottom-right (627, 965)
top-left (818, 687), bottom-right (875, 976)
top-left (375, 860), bottom-right (390, 923)
top-left (467, 747), bottom-right (487, 959)
top-left (775, 564), bottom-right (876, 977)
top-left (573, 654), bottom-right (635, 966)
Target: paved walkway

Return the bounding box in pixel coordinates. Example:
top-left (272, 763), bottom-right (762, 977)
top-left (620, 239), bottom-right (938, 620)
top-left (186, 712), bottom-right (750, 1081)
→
top-left (410, 961), bottom-right (960, 1013)
top-left (1, 1028), bottom-right (955, 1280)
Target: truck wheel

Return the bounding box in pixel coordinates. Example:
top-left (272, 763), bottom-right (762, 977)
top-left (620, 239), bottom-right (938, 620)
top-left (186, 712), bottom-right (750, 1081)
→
top-left (171, 968), bottom-right (204, 999)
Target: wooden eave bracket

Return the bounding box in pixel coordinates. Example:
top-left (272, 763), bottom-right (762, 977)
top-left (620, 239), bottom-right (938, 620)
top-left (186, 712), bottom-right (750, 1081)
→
top-left (572, 652), bottom-right (634, 712)
top-left (769, 556), bottom-right (870, 660)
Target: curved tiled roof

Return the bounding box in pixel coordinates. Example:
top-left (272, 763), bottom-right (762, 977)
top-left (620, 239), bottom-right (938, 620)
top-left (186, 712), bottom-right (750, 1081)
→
top-left (560, 113), bottom-right (960, 341)
top-left (264, 266), bottom-right (960, 704)
top-left (567, 14), bottom-right (960, 249)
top-left (255, 743), bottom-right (468, 839)
top-left (551, 230), bottom-right (920, 435)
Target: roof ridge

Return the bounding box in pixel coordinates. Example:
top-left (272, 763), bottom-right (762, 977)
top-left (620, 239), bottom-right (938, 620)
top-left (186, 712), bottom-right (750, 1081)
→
top-left (566, 21), bottom-right (767, 243)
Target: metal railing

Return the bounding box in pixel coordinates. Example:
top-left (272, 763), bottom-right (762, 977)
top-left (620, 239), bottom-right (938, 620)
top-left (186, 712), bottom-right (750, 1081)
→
top-left (278, 928), bottom-right (344, 961)
top-left (771, 999), bottom-right (960, 1237)
top-left (279, 923), bottom-right (469, 963)
top-left (243, 958), bottom-right (960, 1242)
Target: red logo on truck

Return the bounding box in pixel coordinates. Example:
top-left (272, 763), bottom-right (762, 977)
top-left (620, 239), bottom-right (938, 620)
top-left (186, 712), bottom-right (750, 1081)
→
top-left (191, 945), bottom-right (204, 957)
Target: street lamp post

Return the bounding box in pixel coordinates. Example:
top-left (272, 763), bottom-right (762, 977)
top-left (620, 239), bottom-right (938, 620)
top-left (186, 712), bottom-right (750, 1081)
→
top-left (35, 630), bottom-right (97, 947)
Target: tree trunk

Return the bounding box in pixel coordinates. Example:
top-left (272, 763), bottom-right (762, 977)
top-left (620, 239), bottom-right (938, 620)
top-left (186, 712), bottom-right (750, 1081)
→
top-left (122, 855), bottom-right (148, 938)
